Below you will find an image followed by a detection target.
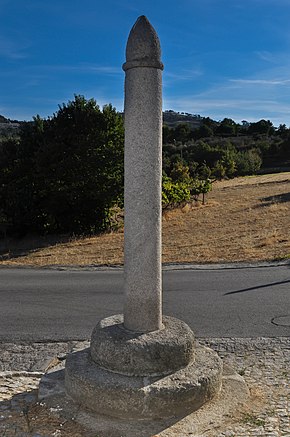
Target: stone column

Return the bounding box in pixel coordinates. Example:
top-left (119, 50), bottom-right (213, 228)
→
top-left (122, 16), bottom-right (164, 333)
top-left (43, 18), bottom-right (227, 428)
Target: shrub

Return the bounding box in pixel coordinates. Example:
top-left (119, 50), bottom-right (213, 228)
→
top-left (162, 176), bottom-right (191, 209)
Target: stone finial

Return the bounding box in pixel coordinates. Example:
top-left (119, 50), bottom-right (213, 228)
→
top-left (123, 15), bottom-right (164, 71)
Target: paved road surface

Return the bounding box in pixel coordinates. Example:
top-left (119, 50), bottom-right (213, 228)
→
top-left (0, 265), bottom-right (289, 341)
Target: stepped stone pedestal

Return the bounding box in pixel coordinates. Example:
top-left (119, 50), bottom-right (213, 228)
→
top-left (65, 315), bottom-right (223, 419)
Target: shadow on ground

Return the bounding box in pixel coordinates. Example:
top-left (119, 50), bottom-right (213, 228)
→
top-left (0, 234), bottom-right (72, 261)
top-left (258, 192), bottom-right (290, 207)
top-left (0, 386), bottom-right (93, 437)
top-left (224, 279), bottom-right (290, 295)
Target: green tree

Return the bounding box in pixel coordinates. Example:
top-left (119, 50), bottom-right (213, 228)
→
top-left (211, 147), bottom-right (237, 180)
top-left (276, 123), bottom-right (289, 139)
top-left (213, 160), bottom-right (227, 180)
top-left (190, 178), bottom-right (212, 204)
top-left (162, 125), bottom-right (174, 143)
top-left (38, 96), bottom-right (124, 233)
top-left (1, 96), bottom-right (124, 235)
top-left (235, 149), bottom-right (262, 175)
top-left (248, 119), bottom-right (275, 136)
top-left (193, 124), bottom-right (214, 140)
top-left (0, 119), bottom-right (46, 234)
top-left (173, 123), bottom-right (192, 143)
top-left (199, 178), bottom-right (212, 205)
top-left (215, 118), bottom-right (237, 136)
top-left (170, 161), bottom-right (191, 183)
top-left (162, 175), bottom-right (191, 209)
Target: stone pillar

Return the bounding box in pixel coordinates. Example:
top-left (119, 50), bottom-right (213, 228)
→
top-left (54, 16), bottom-right (226, 429)
top-left (123, 16), bottom-right (164, 333)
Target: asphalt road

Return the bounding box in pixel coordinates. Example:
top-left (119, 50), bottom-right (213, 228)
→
top-left (0, 264), bottom-right (289, 341)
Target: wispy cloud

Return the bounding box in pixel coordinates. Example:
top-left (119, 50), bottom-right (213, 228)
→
top-left (256, 51), bottom-right (282, 63)
top-left (164, 93), bottom-right (290, 124)
top-left (166, 54), bottom-right (290, 124)
top-left (0, 64), bottom-right (122, 85)
top-left (230, 78), bottom-right (290, 86)
top-left (164, 68), bottom-right (203, 83)
top-left (0, 36), bottom-right (30, 60)
top-left (164, 96), bottom-right (283, 111)
top-left (50, 64), bottom-right (120, 74)
top-left (23, 64), bottom-right (123, 76)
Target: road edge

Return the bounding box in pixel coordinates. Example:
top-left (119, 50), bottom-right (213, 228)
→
top-left (0, 259), bottom-right (289, 271)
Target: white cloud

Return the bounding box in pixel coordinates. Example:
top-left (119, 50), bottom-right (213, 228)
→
top-left (256, 51), bottom-right (282, 64)
top-left (0, 36), bottom-right (30, 60)
top-left (230, 79), bottom-right (290, 86)
top-left (163, 95), bottom-right (290, 125)
top-left (163, 71), bottom-right (203, 90)
top-left (21, 64), bottom-right (123, 76)
top-left (163, 55), bottom-right (290, 124)
top-left (164, 68), bottom-right (203, 83)
top-left (54, 64), bottom-right (121, 74)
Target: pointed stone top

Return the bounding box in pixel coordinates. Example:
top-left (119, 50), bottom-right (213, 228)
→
top-left (123, 15), bottom-right (164, 71)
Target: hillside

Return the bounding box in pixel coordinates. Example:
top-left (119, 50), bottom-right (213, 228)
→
top-left (0, 115), bottom-right (21, 136)
top-left (163, 110), bottom-right (202, 129)
top-left (1, 172), bottom-right (289, 266)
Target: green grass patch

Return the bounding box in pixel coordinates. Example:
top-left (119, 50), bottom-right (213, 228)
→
top-left (242, 413), bottom-right (265, 427)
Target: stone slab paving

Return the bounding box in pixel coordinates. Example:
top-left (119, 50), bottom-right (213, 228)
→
top-left (0, 337), bottom-right (289, 436)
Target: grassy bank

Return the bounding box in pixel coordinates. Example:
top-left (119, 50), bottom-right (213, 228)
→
top-left (1, 172), bottom-right (289, 266)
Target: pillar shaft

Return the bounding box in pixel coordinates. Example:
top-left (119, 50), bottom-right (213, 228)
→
top-left (123, 16), bottom-right (163, 332)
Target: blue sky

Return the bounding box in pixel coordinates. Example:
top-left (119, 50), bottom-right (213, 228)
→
top-left (1, 0), bottom-right (290, 125)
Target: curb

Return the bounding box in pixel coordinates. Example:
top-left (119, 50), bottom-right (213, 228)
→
top-left (0, 259), bottom-right (289, 271)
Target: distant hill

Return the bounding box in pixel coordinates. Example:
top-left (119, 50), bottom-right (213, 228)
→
top-left (0, 115), bottom-right (21, 136)
top-left (163, 110), bottom-right (203, 129)
top-left (0, 115), bottom-right (21, 123)
top-left (0, 115), bottom-right (9, 123)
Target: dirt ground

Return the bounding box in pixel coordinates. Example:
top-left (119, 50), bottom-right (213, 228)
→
top-left (1, 172), bottom-right (290, 266)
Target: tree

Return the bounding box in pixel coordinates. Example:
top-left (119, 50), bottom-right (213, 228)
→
top-left (248, 119), bottom-right (275, 136)
top-left (215, 118), bottom-right (237, 136)
top-left (173, 123), bottom-right (192, 143)
top-left (193, 124), bottom-right (213, 140)
top-left (235, 149), bottom-right (262, 175)
top-left (190, 178), bottom-right (212, 204)
top-left (38, 96), bottom-right (124, 233)
top-left (170, 161), bottom-right (191, 183)
top-left (162, 175), bottom-right (191, 209)
top-left (0, 119), bottom-right (46, 235)
top-left (276, 124), bottom-right (289, 139)
top-left (162, 125), bottom-right (174, 143)
top-left (1, 96), bottom-right (124, 235)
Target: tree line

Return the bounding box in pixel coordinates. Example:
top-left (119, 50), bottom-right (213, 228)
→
top-left (162, 113), bottom-right (290, 185)
top-left (1, 97), bottom-right (289, 236)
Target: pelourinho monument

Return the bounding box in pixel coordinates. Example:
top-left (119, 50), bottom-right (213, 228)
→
top-left (39, 16), bottom-right (249, 436)
top-left (64, 14), bottom-right (223, 419)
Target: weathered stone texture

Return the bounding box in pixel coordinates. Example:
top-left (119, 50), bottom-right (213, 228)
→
top-left (65, 345), bottom-right (222, 420)
top-left (90, 314), bottom-right (195, 376)
top-left (123, 16), bottom-right (163, 333)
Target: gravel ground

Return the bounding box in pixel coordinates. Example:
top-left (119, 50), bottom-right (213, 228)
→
top-left (0, 337), bottom-right (289, 436)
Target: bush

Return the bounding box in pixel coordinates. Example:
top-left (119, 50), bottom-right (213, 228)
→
top-left (162, 175), bottom-right (191, 209)
top-left (236, 149), bottom-right (262, 175)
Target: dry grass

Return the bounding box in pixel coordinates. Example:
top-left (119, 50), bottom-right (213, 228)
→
top-left (1, 172), bottom-right (290, 266)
